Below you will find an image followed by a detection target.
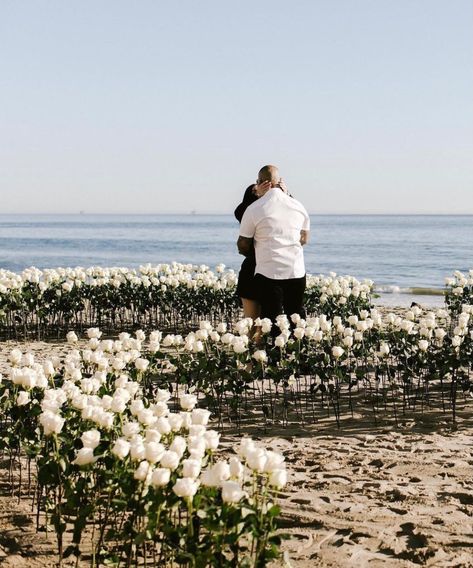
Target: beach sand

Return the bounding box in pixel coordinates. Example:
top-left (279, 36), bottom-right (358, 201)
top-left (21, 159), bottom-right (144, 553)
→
top-left (1, 341), bottom-right (472, 567)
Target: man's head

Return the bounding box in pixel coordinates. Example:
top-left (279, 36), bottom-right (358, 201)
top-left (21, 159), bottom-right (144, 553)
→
top-left (257, 165), bottom-right (280, 187)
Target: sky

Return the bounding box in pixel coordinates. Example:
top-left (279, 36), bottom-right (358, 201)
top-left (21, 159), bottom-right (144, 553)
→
top-left (1, 0), bottom-right (472, 215)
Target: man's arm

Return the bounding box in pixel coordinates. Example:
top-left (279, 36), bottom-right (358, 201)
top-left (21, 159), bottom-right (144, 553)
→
top-left (237, 236), bottom-right (254, 256)
top-left (238, 207), bottom-right (256, 256)
top-left (300, 230), bottom-right (310, 246)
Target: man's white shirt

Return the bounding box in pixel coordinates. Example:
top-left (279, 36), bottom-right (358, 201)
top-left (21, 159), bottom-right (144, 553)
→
top-left (239, 188), bottom-right (310, 280)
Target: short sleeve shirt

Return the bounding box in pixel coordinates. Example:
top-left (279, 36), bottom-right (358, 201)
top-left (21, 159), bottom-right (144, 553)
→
top-left (239, 188), bottom-right (310, 279)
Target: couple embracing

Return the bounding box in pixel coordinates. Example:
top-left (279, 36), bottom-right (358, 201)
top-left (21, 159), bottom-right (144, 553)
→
top-left (235, 165), bottom-right (310, 333)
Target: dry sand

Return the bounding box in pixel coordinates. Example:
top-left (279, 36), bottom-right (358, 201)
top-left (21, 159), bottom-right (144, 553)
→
top-left (1, 341), bottom-right (472, 567)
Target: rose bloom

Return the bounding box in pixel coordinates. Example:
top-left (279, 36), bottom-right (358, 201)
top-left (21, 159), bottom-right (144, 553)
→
top-left (173, 477), bottom-right (200, 499)
top-left (81, 429), bottom-right (101, 449)
top-left (221, 480), bottom-right (245, 504)
top-left (180, 393), bottom-right (198, 411)
top-left (160, 450), bottom-right (180, 470)
top-left (263, 450), bottom-right (285, 473)
top-left (39, 411), bottom-right (65, 436)
top-left (269, 468), bottom-right (288, 488)
top-left (170, 435), bottom-right (187, 457)
top-left (87, 328), bottom-right (102, 339)
top-left (134, 460), bottom-right (150, 481)
top-left (229, 457), bottom-right (244, 479)
top-left (204, 430), bottom-right (220, 451)
top-left (182, 458), bottom-right (202, 478)
top-left (17, 390), bottom-right (31, 406)
top-left (66, 331), bottom-right (79, 343)
top-left (73, 447), bottom-right (97, 467)
top-left (167, 412), bottom-right (184, 432)
top-left (252, 350), bottom-right (267, 363)
top-left (187, 436), bottom-right (206, 457)
top-left (246, 448), bottom-right (267, 472)
top-left (274, 335), bottom-right (286, 348)
top-left (145, 442), bottom-right (165, 464)
top-left (191, 408), bottom-right (211, 426)
top-left (112, 438), bottom-right (131, 459)
top-left (332, 346), bottom-right (344, 359)
top-left (135, 358), bottom-right (149, 372)
top-left (150, 468), bottom-right (171, 487)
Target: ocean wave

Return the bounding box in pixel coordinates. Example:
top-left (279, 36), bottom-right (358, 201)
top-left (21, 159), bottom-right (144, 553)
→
top-left (375, 285), bottom-right (445, 296)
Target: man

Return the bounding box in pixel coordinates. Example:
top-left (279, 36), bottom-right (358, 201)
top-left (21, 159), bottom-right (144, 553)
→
top-left (237, 165), bottom-right (310, 327)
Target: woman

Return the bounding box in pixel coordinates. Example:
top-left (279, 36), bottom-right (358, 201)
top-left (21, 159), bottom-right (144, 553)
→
top-left (234, 178), bottom-right (288, 318)
top-left (234, 184), bottom-right (260, 318)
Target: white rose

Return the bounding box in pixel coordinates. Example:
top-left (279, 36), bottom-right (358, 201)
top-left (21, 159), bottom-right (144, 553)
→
top-left (135, 358), bottom-right (149, 372)
top-left (274, 335), bottom-right (286, 348)
top-left (17, 391), bottom-right (30, 406)
top-left (182, 458), bottom-right (201, 478)
top-left (221, 480), bottom-right (245, 504)
top-left (10, 349), bottom-right (23, 366)
top-left (129, 441), bottom-right (146, 461)
top-left (112, 438), bottom-right (130, 459)
top-left (418, 340), bottom-right (429, 352)
top-left (39, 411), bottom-right (65, 436)
top-left (435, 328), bottom-right (447, 341)
top-left (150, 468), bottom-right (171, 487)
top-left (269, 468), bottom-right (288, 488)
top-left (263, 450), bottom-right (285, 473)
top-left (252, 350), bottom-right (268, 363)
top-left (134, 460), bottom-right (150, 481)
top-left (155, 417), bottom-right (171, 435)
top-left (169, 435), bottom-right (187, 456)
top-left (173, 477), bottom-right (200, 499)
top-left (73, 447), bottom-right (97, 466)
top-left (211, 460), bottom-right (231, 482)
top-left (160, 450), bottom-right (180, 470)
top-left (137, 408), bottom-right (157, 427)
top-left (81, 429), bottom-right (101, 449)
top-left (87, 328), bottom-right (102, 339)
top-left (229, 457), bottom-right (244, 479)
top-left (180, 393), bottom-right (198, 411)
top-left (332, 346), bottom-right (344, 359)
top-left (145, 442), bottom-right (165, 464)
top-left (293, 327), bottom-right (305, 340)
top-left (191, 408), bottom-right (211, 426)
top-left (43, 360), bottom-right (55, 376)
top-left (246, 448), bottom-right (267, 472)
top-left (167, 413), bottom-right (184, 432)
top-left (187, 436), bottom-right (206, 457)
top-left (204, 430), bottom-right (220, 451)
top-left (379, 343), bottom-right (390, 356)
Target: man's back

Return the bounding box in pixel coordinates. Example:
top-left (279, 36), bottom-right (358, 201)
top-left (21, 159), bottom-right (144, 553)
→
top-left (240, 188), bottom-right (310, 280)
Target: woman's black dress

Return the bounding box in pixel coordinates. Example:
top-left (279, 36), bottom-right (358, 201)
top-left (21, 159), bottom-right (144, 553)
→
top-left (234, 185), bottom-right (259, 301)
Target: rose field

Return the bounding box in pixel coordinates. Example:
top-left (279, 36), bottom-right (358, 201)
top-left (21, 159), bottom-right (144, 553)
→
top-left (1, 265), bottom-right (473, 566)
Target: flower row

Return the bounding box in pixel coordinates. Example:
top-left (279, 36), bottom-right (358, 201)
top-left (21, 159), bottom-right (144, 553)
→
top-left (1, 335), bottom-right (286, 567)
top-left (0, 263), bottom-right (374, 338)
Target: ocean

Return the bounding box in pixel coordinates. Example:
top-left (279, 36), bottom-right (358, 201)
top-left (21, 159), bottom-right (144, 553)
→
top-left (0, 214), bottom-right (471, 307)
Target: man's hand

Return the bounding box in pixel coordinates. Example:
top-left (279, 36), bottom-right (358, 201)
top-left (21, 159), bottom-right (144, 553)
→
top-left (300, 230), bottom-right (310, 246)
top-left (237, 236), bottom-right (254, 256)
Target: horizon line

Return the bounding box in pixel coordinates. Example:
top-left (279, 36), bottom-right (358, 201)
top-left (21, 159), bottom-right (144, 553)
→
top-left (1, 212), bottom-right (472, 217)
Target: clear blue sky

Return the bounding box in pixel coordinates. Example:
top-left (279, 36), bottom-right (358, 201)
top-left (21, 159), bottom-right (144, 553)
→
top-left (1, 0), bottom-right (472, 214)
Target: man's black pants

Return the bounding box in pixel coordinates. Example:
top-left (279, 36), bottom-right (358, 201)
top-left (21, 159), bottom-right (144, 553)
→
top-left (254, 273), bottom-right (306, 327)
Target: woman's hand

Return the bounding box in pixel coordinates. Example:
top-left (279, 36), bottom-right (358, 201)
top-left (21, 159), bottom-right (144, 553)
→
top-left (253, 180), bottom-right (271, 198)
top-left (278, 178), bottom-right (288, 193)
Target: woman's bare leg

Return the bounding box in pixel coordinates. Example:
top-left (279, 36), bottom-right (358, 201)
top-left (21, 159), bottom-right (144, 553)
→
top-left (241, 298), bottom-right (262, 343)
top-left (241, 298), bottom-right (261, 319)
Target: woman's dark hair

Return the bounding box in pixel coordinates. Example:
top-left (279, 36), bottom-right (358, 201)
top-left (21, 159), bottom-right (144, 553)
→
top-left (234, 185), bottom-right (258, 223)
